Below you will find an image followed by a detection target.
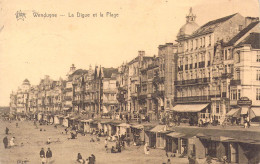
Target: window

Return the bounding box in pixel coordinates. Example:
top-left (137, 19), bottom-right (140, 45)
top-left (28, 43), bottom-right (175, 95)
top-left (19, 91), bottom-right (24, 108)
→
top-left (257, 70), bottom-right (260, 81)
top-left (208, 53), bottom-right (211, 66)
top-left (238, 89), bottom-right (241, 99)
top-left (231, 90), bottom-right (237, 100)
top-left (195, 39), bottom-right (198, 49)
top-left (236, 70), bottom-right (240, 80)
top-left (257, 53), bottom-right (260, 62)
top-left (191, 40), bottom-right (193, 50)
top-left (203, 37), bottom-right (205, 47)
top-left (257, 88), bottom-right (260, 100)
top-left (216, 103), bottom-right (220, 113)
top-left (209, 35), bottom-right (211, 46)
top-left (200, 38), bottom-right (202, 47)
top-left (186, 41), bottom-right (189, 51)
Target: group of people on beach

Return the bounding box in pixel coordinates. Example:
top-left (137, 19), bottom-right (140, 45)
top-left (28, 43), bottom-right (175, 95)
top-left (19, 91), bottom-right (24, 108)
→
top-left (77, 153), bottom-right (96, 164)
top-left (2, 126), bottom-right (17, 149)
top-left (39, 147), bottom-right (52, 164)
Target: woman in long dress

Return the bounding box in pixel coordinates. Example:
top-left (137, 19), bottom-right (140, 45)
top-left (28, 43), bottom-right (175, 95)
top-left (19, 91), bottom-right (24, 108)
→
top-left (10, 137), bottom-right (15, 147)
top-left (144, 142), bottom-right (149, 155)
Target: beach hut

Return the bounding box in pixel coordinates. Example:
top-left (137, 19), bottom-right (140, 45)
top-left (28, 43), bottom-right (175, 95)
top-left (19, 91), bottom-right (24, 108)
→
top-left (148, 125), bottom-right (171, 149)
top-left (117, 123), bottom-right (131, 137)
top-left (54, 115), bottom-right (60, 125)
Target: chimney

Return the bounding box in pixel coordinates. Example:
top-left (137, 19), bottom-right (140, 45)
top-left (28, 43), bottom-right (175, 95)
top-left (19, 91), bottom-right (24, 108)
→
top-left (70, 64), bottom-right (76, 71)
top-left (138, 50), bottom-right (145, 61)
top-left (245, 17), bottom-right (259, 27)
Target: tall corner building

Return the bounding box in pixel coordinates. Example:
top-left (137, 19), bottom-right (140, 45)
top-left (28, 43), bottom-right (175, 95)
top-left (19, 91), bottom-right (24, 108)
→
top-left (173, 8), bottom-right (255, 121)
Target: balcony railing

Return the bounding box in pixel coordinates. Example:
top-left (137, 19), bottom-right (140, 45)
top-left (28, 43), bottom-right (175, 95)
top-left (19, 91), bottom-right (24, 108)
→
top-left (174, 78), bottom-right (210, 86)
top-left (174, 96), bottom-right (209, 102)
top-left (230, 79), bottom-right (241, 86)
top-left (174, 95), bottom-right (221, 103)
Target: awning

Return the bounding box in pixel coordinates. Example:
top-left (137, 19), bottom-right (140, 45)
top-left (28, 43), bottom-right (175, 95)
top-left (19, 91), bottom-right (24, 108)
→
top-left (226, 108), bottom-right (241, 118)
top-left (118, 123), bottom-right (131, 127)
top-left (250, 107), bottom-right (260, 119)
top-left (241, 107), bottom-right (249, 115)
top-left (150, 125), bottom-right (167, 133)
top-left (167, 132), bottom-right (185, 138)
top-left (103, 106), bottom-right (108, 114)
top-left (131, 124), bottom-right (144, 129)
top-left (211, 136), bottom-right (235, 142)
top-left (171, 104), bottom-right (209, 112)
top-left (196, 133), bottom-right (211, 140)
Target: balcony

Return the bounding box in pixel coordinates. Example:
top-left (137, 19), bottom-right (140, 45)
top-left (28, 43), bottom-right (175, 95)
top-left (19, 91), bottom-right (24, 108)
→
top-left (230, 79), bottom-right (241, 86)
top-left (174, 78), bottom-right (210, 86)
top-left (174, 96), bottom-right (210, 103)
top-left (221, 73), bottom-right (232, 79)
top-left (102, 100), bottom-right (118, 104)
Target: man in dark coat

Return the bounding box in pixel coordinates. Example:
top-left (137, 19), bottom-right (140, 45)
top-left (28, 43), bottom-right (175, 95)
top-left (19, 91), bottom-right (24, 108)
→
top-left (46, 148), bottom-right (52, 164)
top-left (5, 127), bottom-right (9, 135)
top-left (40, 148), bottom-right (45, 164)
top-left (3, 136), bottom-right (8, 149)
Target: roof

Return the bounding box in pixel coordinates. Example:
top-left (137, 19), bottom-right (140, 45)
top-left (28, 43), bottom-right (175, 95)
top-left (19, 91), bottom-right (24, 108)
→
top-left (236, 32), bottom-right (260, 49)
top-left (102, 67), bottom-right (118, 78)
top-left (226, 21), bottom-right (259, 46)
top-left (128, 56), bottom-right (154, 65)
top-left (171, 104), bottom-right (209, 112)
top-left (192, 13), bottom-right (237, 37)
top-left (150, 125), bottom-right (167, 133)
top-left (172, 126), bottom-right (260, 142)
top-left (167, 132), bottom-right (186, 138)
top-left (71, 69), bottom-right (88, 76)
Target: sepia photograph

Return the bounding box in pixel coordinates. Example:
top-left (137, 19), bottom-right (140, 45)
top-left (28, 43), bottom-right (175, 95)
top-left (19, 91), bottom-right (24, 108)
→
top-left (0, 0), bottom-right (260, 163)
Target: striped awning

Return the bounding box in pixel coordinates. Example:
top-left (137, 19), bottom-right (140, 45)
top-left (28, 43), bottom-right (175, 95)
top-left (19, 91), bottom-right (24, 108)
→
top-left (241, 107), bottom-right (249, 115)
top-left (226, 108), bottom-right (241, 118)
top-left (172, 104), bottom-right (209, 112)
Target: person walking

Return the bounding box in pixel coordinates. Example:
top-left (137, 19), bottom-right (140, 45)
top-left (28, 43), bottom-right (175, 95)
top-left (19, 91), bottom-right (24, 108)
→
top-left (46, 148), bottom-right (52, 164)
top-left (40, 148), bottom-right (46, 164)
top-left (144, 142), bottom-right (149, 155)
top-left (3, 136), bottom-right (8, 149)
top-left (5, 127), bottom-right (9, 135)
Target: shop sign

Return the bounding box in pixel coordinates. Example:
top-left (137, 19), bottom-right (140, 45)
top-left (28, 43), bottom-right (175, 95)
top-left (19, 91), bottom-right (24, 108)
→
top-left (237, 97), bottom-right (252, 106)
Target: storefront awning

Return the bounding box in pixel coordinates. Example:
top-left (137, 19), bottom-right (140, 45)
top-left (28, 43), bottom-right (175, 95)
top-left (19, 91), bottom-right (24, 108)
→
top-left (251, 107), bottom-right (260, 117)
top-left (171, 103), bottom-right (209, 112)
top-left (241, 107), bottom-right (249, 115)
top-left (167, 132), bottom-right (185, 138)
top-left (226, 108), bottom-right (241, 118)
top-left (150, 125), bottom-right (167, 133)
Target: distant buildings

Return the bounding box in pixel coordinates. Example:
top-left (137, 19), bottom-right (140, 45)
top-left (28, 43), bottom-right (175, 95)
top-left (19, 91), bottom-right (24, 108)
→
top-left (10, 8), bottom-right (260, 124)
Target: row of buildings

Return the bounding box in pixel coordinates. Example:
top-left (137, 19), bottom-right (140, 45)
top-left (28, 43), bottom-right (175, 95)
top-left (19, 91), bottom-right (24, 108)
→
top-left (10, 8), bottom-right (260, 124)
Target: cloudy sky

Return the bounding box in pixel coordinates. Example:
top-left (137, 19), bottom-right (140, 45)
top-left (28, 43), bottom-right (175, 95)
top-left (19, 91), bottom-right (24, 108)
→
top-left (0, 0), bottom-right (259, 106)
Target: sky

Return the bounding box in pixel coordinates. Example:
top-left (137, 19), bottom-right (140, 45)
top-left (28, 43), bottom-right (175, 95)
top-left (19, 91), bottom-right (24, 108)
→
top-left (0, 0), bottom-right (259, 106)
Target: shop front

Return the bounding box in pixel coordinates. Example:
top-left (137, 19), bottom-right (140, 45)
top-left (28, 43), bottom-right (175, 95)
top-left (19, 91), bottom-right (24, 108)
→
top-left (171, 103), bottom-right (210, 126)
